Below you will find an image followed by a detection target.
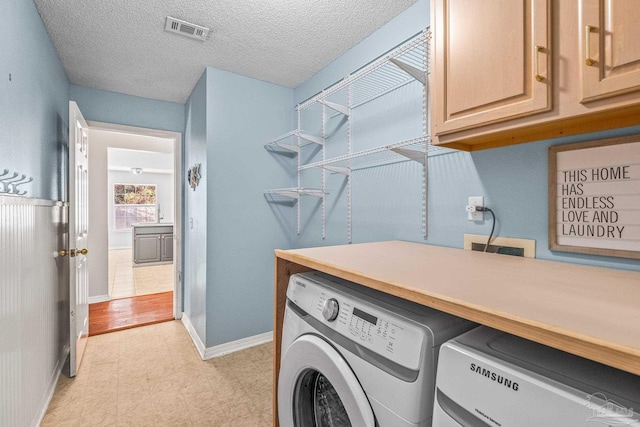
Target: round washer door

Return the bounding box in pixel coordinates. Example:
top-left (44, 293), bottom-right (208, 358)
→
top-left (278, 334), bottom-right (375, 427)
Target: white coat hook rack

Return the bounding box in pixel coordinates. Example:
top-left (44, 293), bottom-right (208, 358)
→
top-left (0, 170), bottom-right (32, 196)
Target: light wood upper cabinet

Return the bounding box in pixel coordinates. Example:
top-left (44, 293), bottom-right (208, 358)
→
top-left (432, 0), bottom-right (551, 135)
top-left (430, 1), bottom-right (640, 151)
top-left (580, 0), bottom-right (640, 102)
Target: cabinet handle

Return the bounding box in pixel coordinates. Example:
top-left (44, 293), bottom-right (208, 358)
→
top-left (534, 45), bottom-right (544, 82)
top-left (584, 25), bottom-right (596, 66)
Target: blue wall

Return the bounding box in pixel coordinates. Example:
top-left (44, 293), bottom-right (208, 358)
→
top-left (183, 68), bottom-right (294, 347)
top-left (1, 1), bottom-right (70, 425)
top-left (291, 0), bottom-right (640, 273)
top-left (70, 85), bottom-right (185, 133)
top-left (1, 0), bottom-right (70, 201)
top-left (205, 68), bottom-right (294, 346)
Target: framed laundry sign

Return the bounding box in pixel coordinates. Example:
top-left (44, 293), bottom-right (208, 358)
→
top-left (549, 135), bottom-right (640, 259)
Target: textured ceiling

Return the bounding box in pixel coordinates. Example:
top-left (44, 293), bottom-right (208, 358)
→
top-left (34, 0), bottom-right (417, 104)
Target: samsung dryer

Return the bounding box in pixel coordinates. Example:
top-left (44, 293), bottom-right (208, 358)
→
top-left (278, 271), bottom-right (477, 427)
top-left (434, 326), bottom-right (640, 426)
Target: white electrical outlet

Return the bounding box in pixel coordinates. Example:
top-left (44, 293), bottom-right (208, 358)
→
top-left (466, 196), bottom-right (484, 221)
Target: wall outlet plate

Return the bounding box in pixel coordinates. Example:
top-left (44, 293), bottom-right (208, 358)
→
top-left (467, 196), bottom-right (483, 221)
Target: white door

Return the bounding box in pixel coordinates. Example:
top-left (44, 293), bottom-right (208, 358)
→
top-left (278, 335), bottom-right (375, 426)
top-left (68, 101), bottom-right (90, 377)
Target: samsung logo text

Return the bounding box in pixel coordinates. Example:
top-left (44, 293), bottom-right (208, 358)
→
top-left (470, 363), bottom-right (519, 391)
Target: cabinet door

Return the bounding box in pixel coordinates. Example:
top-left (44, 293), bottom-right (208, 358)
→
top-left (580, 0), bottom-right (640, 102)
top-left (161, 234), bottom-right (173, 262)
top-left (432, 0), bottom-right (551, 135)
top-left (134, 234), bottom-right (161, 263)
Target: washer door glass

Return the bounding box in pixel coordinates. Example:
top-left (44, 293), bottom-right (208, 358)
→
top-left (295, 369), bottom-right (351, 426)
top-left (279, 334), bottom-right (375, 427)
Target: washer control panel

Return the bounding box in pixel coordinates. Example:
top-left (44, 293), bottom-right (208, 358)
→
top-left (288, 273), bottom-right (425, 370)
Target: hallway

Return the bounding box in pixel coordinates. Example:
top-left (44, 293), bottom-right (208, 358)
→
top-left (42, 321), bottom-right (273, 426)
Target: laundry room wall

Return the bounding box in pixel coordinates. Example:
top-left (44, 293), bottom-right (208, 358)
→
top-left (183, 67), bottom-right (295, 350)
top-left (1, 1), bottom-right (71, 426)
top-left (1, 0), bottom-right (69, 201)
top-left (291, 0), bottom-right (640, 272)
top-left (70, 85), bottom-right (185, 133)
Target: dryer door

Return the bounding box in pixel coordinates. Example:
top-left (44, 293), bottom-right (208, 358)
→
top-left (278, 334), bottom-right (375, 427)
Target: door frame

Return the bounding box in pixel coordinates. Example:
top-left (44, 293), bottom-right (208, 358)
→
top-left (87, 121), bottom-right (183, 318)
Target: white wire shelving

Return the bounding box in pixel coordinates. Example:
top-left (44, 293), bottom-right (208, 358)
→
top-left (263, 29), bottom-right (450, 241)
top-left (297, 30), bottom-right (430, 111)
top-left (299, 137), bottom-right (428, 174)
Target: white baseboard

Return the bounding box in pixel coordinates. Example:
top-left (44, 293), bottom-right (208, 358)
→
top-left (36, 345), bottom-right (69, 426)
top-left (180, 315), bottom-right (272, 360)
top-left (108, 246), bottom-right (132, 250)
top-left (181, 314), bottom-right (207, 359)
top-left (203, 331), bottom-right (273, 360)
top-left (88, 294), bottom-right (110, 304)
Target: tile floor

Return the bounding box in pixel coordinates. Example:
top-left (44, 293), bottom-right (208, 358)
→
top-left (109, 249), bottom-right (173, 299)
top-left (42, 321), bottom-right (273, 426)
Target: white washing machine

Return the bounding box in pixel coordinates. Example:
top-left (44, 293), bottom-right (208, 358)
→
top-left (434, 326), bottom-right (640, 426)
top-left (278, 271), bottom-right (477, 427)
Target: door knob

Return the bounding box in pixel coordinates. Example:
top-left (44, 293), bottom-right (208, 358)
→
top-left (78, 248), bottom-right (89, 256)
top-left (58, 249), bottom-right (68, 257)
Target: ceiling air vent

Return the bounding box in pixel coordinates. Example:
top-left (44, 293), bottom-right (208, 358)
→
top-left (165, 16), bottom-right (210, 41)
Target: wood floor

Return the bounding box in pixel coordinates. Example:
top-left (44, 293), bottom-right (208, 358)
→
top-left (89, 291), bottom-right (174, 336)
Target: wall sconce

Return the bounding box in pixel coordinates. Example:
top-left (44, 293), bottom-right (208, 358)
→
top-left (131, 167), bottom-right (143, 175)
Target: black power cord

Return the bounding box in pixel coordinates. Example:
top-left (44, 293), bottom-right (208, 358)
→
top-left (477, 207), bottom-right (496, 252)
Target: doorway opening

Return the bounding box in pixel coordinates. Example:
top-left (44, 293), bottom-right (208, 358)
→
top-left (86, 122), bottom-right (182, 335)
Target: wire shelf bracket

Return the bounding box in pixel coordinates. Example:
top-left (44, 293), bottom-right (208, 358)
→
top-left (390, 147), bottom-right (427, 165)
top-left (318, 100), bottom-right (350, 117)
top-left (389, 58), bottom-right (426, 85)
top-left (263, 130), bottom-right (300, 156)
top-left (298, 133), bottom-right (324, 146)
top-left (320, 165), bottom-right (350, 176)
top-left (263, 187), bottom-right (326, 200)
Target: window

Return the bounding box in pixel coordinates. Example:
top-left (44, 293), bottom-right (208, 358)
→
top-left (114, 184), bottom-right (157, 229)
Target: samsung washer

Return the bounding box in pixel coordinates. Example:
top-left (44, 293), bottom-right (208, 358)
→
top-left (278, 271), bottom-right (477, 427)
top-left (434, 326), bottom-right (640, 426)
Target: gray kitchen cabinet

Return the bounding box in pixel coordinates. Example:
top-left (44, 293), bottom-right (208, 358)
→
top-left (132, 224), bottom-right (173, 265)
top-left (160, 233), bottom-right (173, 262)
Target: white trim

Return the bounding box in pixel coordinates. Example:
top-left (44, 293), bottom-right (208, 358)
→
top-left (181, 313), bottom-right (206, 359)
top-left (36, 345), bottom-right (69, 426)
top-left (86, 121), bottom-right (181, 140)
top-left (203, 331), bottom-right (273, 360)
top-left (108, 245), bottom-right (132, 250)
top-left (87, 120), bottom-right (183, 321)
top-left (180, 315), bottom-right (273, 360)
top-left (88, 294), bottom-right (110, 304)
top-left (108, 165), bottom-right (174, 174)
